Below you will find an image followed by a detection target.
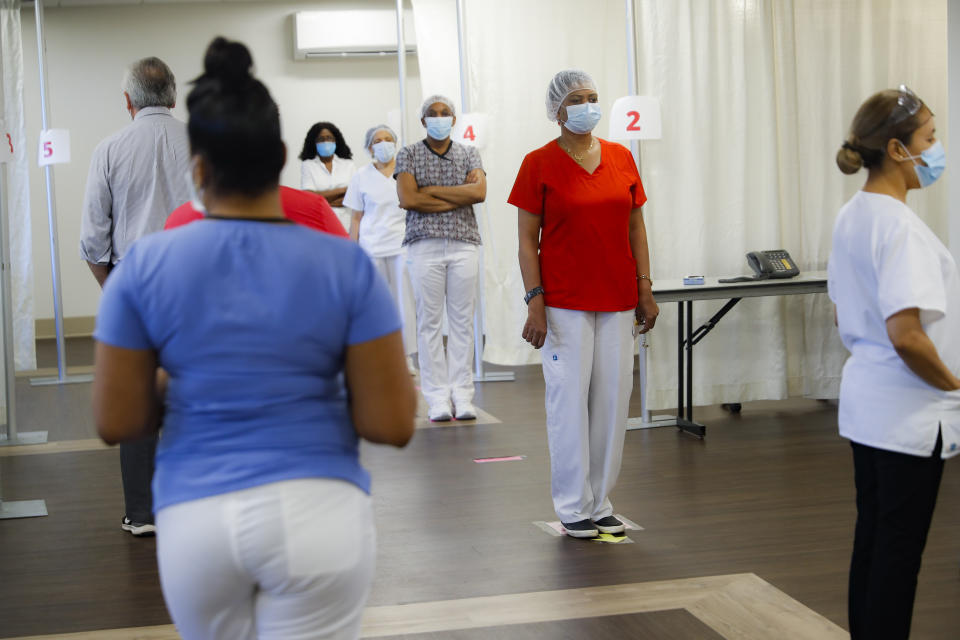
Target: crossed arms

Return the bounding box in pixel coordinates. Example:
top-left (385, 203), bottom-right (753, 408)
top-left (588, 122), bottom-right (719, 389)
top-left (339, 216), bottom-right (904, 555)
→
top-left (396, 168), bottom-right (486, 213)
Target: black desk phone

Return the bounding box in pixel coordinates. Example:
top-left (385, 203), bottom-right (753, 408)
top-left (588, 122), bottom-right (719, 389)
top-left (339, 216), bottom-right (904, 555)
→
top-left (747, 250), bottom-right (799, 278)
top-left (719, 250), bottom-right (799, 282)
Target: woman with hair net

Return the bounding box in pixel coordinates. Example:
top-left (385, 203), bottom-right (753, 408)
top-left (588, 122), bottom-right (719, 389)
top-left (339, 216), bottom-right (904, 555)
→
top-left (509, 70), bottom-right (659, 538)
top-left (395, 95), bottom-right (487, 422)
top-left (344, 124), bottom-right (418, 373)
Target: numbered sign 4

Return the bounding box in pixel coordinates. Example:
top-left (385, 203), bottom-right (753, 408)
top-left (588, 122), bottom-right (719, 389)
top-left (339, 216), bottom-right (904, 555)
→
top-left (608, 96), bottom-right (662, 141)
top-left (38, 128), bottom-right (71, 167)
top-left (0, 120), bottom-right (13, 165)
top-left (451, 112), bottom-right (488, 149)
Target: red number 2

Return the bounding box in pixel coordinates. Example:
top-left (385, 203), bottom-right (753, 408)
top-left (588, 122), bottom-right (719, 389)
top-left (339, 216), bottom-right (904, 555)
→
top-left (462, 125), bottom-right (476, 142)
top-left (5, 133), bottom-right (11, 154)
top-left (43, 141), bottom-right (52, 158)
top-left (626, 111), bottom-right (642, 132)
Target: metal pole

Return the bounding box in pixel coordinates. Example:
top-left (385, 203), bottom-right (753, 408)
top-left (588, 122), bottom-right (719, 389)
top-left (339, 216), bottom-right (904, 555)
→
top-left (395, 0), bottom-right (407, 147)
top-left (625, 0), bottom-right (651, 424)
top-left (30, 0), bottom-right (90, 387)
top-left (0, 3), bottom-right (49, 515)
top-left (456, 0), bottom-right (513, 383)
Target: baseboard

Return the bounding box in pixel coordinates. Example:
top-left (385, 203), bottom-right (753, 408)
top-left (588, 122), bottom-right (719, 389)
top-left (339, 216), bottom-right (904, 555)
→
top-left (35, 316), bottom-right (96, 340)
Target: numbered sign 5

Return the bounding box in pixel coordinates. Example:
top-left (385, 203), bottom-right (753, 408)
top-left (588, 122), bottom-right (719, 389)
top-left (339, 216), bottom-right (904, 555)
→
top-left (451, 112), bottom-right (488, 149)
top-left (608, 96), bottom-right (662, 141)
top-left (0, 120), bottom-right (13, 165)
top-left (38, 128), bottom-right (71, 167)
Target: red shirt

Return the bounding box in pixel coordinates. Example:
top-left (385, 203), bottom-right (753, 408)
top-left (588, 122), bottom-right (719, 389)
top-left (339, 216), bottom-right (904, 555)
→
top-left (508, 138), bottom-right (647, 311)
top-left (164, 186), bottom-right (349, 237)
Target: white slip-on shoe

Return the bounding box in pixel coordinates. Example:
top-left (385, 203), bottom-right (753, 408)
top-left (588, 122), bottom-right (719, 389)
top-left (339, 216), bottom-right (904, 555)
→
top-left (428, 404), bottom-right (453, 422)
top-left (454, 402), bottom-right (477, 421)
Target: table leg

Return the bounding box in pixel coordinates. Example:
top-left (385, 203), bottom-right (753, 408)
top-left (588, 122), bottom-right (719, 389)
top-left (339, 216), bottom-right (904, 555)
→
top-left (677, 301), bottom-right (684, 422)
top-left (677, 300), bottom-right (705, 438)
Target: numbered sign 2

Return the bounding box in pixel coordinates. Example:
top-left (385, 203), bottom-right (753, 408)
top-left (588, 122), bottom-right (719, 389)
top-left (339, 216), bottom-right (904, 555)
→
top-left (452, 112), bottom-right (488, 149)
top-left (38, 128), bottom-right (71, 167)
top-left (0, 120), bottom-right (13, 165)
top-left (608, 96), bottom-right (662, 141)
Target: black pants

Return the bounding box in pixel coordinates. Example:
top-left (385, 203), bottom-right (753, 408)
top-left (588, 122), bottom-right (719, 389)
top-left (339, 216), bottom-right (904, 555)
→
top-left (120, 434), bottom-right (157, 524)
top-left (848, 432), bottom-right (944, 640)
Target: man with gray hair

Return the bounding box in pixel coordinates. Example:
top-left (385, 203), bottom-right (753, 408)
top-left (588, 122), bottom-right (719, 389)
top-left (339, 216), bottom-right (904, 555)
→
top-left (80, 56), bottom-right (190, 536)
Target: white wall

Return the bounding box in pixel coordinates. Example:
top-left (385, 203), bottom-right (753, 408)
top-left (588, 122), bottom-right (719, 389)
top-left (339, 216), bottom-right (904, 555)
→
top-left (19, 0), bottom-right (422, 320)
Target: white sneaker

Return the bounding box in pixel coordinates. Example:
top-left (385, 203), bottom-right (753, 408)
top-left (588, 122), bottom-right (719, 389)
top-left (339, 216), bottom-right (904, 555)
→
top-left (454, 402), bottom-right (477, 421)
top-left (428, 404), bottom-right (453, 422)
top-left (406, 356), bottom-right (418, 376)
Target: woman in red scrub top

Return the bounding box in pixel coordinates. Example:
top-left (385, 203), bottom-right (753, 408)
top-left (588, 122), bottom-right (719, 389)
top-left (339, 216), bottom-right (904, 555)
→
top-left (509, 69), bottom-right (658, 539)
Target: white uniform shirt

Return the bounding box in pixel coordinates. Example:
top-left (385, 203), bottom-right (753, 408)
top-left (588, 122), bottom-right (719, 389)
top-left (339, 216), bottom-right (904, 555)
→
top-left (828, 190), bottom-right (960, 458)
top-left (300, 155), bottom-right (356, 227)
top-left (342, 164), bottom-right (406, 258)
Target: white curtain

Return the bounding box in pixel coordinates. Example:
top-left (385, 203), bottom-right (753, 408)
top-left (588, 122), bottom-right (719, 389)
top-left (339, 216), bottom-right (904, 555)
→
top-left (0, 0), bottom-right (36, 375)
top-left (453, 0), bottom-right (946, 409)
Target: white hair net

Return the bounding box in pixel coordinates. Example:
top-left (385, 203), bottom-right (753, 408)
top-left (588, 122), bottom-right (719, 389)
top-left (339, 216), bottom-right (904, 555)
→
top-left (363, 124), bottom-right (397, 152)
top-left (545, 70), bottom-right (597, 121)
top-left (420, 94), bottom-right (456, 119)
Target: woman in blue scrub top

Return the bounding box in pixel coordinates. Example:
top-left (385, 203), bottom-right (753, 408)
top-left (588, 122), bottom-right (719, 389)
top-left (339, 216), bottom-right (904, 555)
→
top-left (92, 37), bottom-right (416, 640)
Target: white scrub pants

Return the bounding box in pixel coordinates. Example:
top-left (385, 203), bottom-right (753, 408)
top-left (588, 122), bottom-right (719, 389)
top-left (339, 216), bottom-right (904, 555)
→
top-left (407, 238), bottom-right (478, 410)
top-left (156, 478), bottom-right (375, 640)
top-left (542, 307), bottom-right (635, 523)
top-left (371, 253), bottom-right (417, 356)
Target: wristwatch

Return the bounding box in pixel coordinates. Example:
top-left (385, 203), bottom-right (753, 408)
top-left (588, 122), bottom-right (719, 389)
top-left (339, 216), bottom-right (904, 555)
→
top-left (524, 286), bottom-right (544, 305)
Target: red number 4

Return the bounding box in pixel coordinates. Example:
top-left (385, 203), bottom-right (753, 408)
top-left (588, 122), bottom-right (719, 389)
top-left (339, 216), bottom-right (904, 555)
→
top-left (462, 125), bottom-right (476, 141)
top-left (5, 133), bottom-right (11, 154)
top-left (626, 111), bottom-right (642, 132)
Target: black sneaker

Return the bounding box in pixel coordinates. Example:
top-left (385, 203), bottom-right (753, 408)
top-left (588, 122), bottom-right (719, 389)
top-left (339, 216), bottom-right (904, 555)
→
top-left (592, 515), bottom-right (625, 534)
top-left (561, 519), bottom-right (599, 538)
top-left (121, 517), bottom-right (156, 537)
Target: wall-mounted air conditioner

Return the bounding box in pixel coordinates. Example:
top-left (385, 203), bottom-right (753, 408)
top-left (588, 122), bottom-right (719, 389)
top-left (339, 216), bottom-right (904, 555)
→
top-left (294, 9), bottom-right (417, 59)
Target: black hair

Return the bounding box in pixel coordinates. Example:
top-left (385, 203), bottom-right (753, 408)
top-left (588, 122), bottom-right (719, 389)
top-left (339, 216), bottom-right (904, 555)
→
top-left (298, 121), bottom-right (352, 161)
top-left (186, 37), bottom-right (284, 197)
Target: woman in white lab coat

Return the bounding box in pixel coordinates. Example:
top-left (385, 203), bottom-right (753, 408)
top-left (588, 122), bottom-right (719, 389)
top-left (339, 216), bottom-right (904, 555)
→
top-left (299, 121), bottom-right (356, 231)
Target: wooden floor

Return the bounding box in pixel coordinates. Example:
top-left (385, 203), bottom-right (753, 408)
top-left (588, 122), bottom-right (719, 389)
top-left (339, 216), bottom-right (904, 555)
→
top-left (1, 339), bottom-right (958, 638)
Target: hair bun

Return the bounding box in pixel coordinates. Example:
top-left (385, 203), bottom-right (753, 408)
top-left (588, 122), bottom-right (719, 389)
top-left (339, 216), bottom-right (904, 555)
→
top-left (836, 141), bottom-right (864, 175)
top-left (202, 36), bottom-right (253, 82)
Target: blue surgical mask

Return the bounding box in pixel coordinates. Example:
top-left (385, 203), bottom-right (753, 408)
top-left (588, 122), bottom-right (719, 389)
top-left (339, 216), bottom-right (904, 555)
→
top-left (425, 116), bottom-right (453, 140)
top-left (372, 140), bottom-right (396, 163)
top-left (316, 141), bottom-right (337, 158)
top-left (562, 102), bottom-right (602, 134)
top-left (900, 140), bottom-right (945, 188)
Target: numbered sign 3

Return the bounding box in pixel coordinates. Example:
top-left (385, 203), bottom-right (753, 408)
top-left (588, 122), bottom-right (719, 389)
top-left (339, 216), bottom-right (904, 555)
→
top-left (451, 112), bottom-right (488, 149)
top-left (0, 120), bottom-right (13, 164)
top-left (608, 96), bottom-right (662, 141)
top-left (38, 128), bottom-right (71, 167)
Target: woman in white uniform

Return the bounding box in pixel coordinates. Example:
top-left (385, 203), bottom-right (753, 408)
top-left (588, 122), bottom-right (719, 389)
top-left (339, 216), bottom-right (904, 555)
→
top-left (344, 124), bottom-right (417, 372)
top-left (299, 121), bottom-right (357, 231)
top-left (830, 85), bottom-right (960, 640)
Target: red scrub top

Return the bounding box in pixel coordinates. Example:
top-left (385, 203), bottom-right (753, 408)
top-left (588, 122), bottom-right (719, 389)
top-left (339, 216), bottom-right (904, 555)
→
top-left (508, 138), bottom-right (647, 312)
top-left (164, 186), bottom-right (349, 237)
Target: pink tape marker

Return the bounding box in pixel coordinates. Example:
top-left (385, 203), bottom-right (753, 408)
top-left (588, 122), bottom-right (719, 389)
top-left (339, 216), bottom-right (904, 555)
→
top-left (473, 455), bottom-right (526, 463)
